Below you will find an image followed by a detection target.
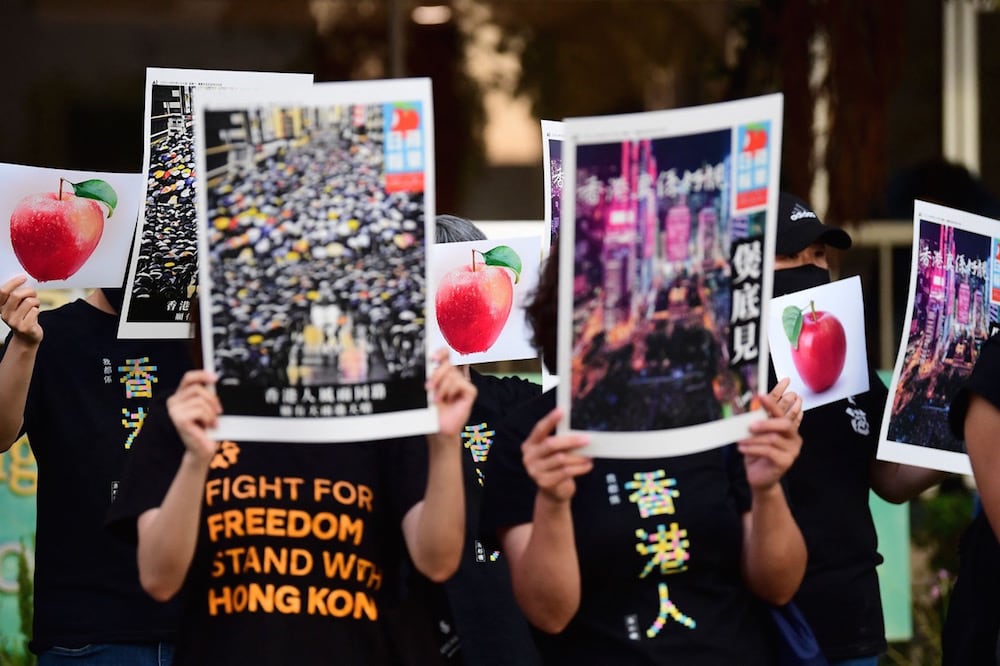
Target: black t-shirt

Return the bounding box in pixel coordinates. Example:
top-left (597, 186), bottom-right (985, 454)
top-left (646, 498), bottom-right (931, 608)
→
top-left (393, 371), bottom-right (543, 666)
top-left (942, 334), bottom-right (1000, 665)
top-left (481, 390), bottom-right (774, 666)
top-left (107, 402), bottom-right (429, 666)
top-left (782, 369), bottom-right (888, 660)
top-left (0, 299), bottom-right (190, 652)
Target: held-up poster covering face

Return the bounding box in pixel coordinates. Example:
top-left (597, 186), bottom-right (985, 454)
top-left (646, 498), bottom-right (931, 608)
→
top-left (193, 78), bottom-right (437, 442)
top-left (428, 235), bottom-right (540, 365)
top-left (542, 120), bottom-right (564, 252)
top-left (0, 162), bottom-right (142, 289)
top-left (878, 200), bottom-right (998, 475)
top-left (768, 276), bottom-right (870, 411)
top-left (541, 120), bottom-right (564, 391)
top-left (558, 94), bottom-right (783, 458)
top-left (118, 68), bottom-right (314, 339)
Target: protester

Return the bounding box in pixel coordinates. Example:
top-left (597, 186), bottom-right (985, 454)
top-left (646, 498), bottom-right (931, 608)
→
top-left (389, 214), bottom-right (543, 666)
top-left (941, 332), bottom-right (1000, 664)
top-left (481, 244), bottom-right (807, 665)
top-left (773, 192), bottom-right (946, 666)
top-left (106, 344), bottom-right (475, 665)
top-left (0, 275), bottom-right (190, 665)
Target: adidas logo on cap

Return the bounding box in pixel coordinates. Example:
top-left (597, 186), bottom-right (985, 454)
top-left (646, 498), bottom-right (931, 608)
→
top-left (789, 203), bottom-right (818, 222)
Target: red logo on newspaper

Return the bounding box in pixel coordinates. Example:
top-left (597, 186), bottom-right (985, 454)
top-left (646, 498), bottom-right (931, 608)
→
top-left (386, 172), bottom-right (425, 193)
top-left (742, 126), bottom-right (768, 153)
top-left (391, 107), bottom-right (420, 134)
top-left (736, 189), bottom-right (767, 209)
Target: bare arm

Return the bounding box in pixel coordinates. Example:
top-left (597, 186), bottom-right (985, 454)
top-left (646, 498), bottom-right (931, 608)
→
top-left (401, 351), bottom-right (476, 582)
top-left (870, 460), bottom-right (948, 504)
top-left (965, 394), bottom-right (1000, 540)
top-left (739, 393), bottom-right (807, 606)
top-left (499, 407), bottom-right (592, 634)
top-left (0, 276), bottom-right (43, 452)
top-left (137, 370), bottom-right (221, 601)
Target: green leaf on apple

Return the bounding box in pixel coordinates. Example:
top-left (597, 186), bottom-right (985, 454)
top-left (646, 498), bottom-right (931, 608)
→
top-left (480, 245), bottom-right (523, 284)
top-left (69, 179), bottom-right (119, 218)
top-left (782, 305), bottom-right (803, 350)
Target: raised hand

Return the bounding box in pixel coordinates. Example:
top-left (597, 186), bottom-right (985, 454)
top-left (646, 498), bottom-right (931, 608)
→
top-left (166, 369), bottom-right (222, 462)
top-left (426, 349), bottom-right (477, 438)
top-left (738, 393), bottom-right (802, 492)
top-left (0, 276), bottom-right (42, 345)
top-left (521, 407), bottom-right (592, 503)
top-left (769, 377), bottom-right (803, 429)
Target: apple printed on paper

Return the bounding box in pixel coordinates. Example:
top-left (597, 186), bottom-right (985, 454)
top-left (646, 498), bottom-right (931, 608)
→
top-left (783, 300), bottom-right (847, 393)
top-left (436, 245), bottom-right (522, 355)
top-left (9, 178), bottom-right (118, 281)
top-left (391, 104), bottom-right (420, 134)
top-left (742, 124), bottom-right (768, 152)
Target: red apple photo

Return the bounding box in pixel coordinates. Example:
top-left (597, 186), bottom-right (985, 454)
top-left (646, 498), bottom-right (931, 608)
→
top-left (783, 301), bottom-right (847, 393)
top-left (9, 178), bottom-right (118, 281)
top-left (436, 245), bottom-right (522, 355)
top-left (742, 125), bottom-right (768, 152)
top-left (391, 105), bottom-right (420, 133)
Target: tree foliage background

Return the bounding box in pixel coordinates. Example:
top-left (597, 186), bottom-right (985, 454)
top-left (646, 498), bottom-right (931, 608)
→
top-left (481, 0), bottom-right (907, 225)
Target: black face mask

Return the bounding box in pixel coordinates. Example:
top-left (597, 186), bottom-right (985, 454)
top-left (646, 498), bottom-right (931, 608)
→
top-left (772, 264), bottom-right (831, 297)
top-left (102, 287), bottom-right (126, 314)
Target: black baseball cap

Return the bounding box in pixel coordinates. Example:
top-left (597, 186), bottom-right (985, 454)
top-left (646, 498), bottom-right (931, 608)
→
top-left (776, 192), bottom-right (852, 256)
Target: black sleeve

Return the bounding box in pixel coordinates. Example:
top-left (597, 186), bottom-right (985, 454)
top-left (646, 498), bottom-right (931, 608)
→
top-left (105, 399), bottom-right (185, 543)
top-left (949, 335), bottom-right (1000, 440)
top-left (480, 391), bottom-right (556, 534)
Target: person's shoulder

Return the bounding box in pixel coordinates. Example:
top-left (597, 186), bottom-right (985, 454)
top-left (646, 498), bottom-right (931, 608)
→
top-left (977, 334), bottom-right (1000, 364)
top-left (963, 335), bottom-right (1000, 390)
top-left (502, 388), bottom-right (556, 436)
top-left (471, 370), bottom-right (542, 401)
top-left (30, 299), bottom-right (98, 347)
top-left (947, 334), bottom-right (1000, 438)
top-left (37, 297), bottom-right (88, 322)
top-left (37, 298), bottom-right (116, 338)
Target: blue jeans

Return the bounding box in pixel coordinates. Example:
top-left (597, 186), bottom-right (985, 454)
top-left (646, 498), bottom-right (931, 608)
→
top-left (39, 643), bottom-right (173, 666)
top-left (830, 657), bottom-right (879, 666)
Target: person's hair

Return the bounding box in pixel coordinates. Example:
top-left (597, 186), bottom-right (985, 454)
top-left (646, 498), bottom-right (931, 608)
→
top-left (525, 244), bottom-right (559, 374)
top-left (435, 214), bottom-right (487, 244)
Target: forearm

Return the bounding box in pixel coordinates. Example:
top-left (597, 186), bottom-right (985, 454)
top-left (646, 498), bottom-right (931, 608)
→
top-left (507, 495), bottom-right (581, 633)
top-left (871, 460), bottom-right (947, 504)
top-left (137, 451), bottom-right (212, 601)
top-left (741, 485), bottom-right (806, 606)
top-left (0, 338), bottom-right (38, 450)
top-left (404, 433), bottom-right (465, 582)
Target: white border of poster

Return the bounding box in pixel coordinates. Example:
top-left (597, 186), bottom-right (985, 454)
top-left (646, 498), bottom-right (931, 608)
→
top-left (876, 200), bottom-right (997, 475)
top-left (118, 67), bottom-right (314, 340)
top-left (193, 77), bottom-right (437, 442)
top-left (0, 162), bottom-right (142, 289)
top-left (541, 121), bottom-right (564, 392)
top-left (558, 93), bottom-right (783, 458)
top-left (541, 119), bottom-right (564, 253)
